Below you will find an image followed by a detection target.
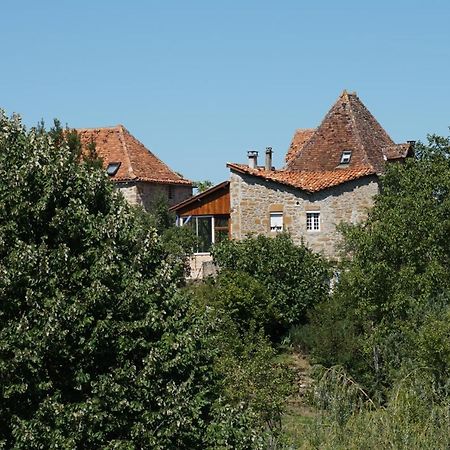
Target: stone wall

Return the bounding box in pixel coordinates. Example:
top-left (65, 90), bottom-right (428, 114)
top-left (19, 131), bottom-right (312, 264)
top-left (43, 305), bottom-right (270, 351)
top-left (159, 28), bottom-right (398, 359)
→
top-left (117, 182), bottom-right (192, 212)
top-left (188, 254), bottom-right (216, 280)
top-left (117, 183), bottom-right (140, 205)
top-left (230, 171), bottom-right (379, 258)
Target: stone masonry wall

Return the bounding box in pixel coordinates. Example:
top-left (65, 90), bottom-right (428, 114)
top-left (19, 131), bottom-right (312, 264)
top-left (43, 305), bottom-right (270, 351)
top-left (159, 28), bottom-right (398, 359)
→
top-left (117, 183), bottom-right (140, 205)
top-left (230, 171), bottom-right (379, 258)
top-left (117, 182), bottom-right (192, 212)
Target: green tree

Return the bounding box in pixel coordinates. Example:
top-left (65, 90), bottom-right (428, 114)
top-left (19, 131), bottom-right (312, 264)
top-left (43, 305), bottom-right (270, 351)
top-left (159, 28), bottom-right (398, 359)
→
top-left (0, 111), bottom-right (259, 448)
top-left (194, 180), bottom-right (213, 193)
top-left (211, 234), bottom-right (330, 339)
top-left (188, 284), bottom-right (293, 448)
top-left (304, 134), bottom-right (450, 393)
top-left (136, 196), bottom-right (198, 278)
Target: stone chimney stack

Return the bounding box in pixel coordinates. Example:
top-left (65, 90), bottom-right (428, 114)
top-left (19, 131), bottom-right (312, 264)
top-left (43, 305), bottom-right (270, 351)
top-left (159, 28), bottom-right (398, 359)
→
top-left (265, 147), bottom-right (273, 171)
top-left (247, 150), bottom-right (258, 169)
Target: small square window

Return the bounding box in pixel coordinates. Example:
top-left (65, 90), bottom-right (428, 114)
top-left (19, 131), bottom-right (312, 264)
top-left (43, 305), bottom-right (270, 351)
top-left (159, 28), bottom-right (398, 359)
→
top-left (306, 212), bottom-right (320, 231)
top-left (270, 212), bottom-right (283, 232)
top-left (106, 162), bottom-right (121, 176)
top-left (340, 150), bottom-right (352, 164)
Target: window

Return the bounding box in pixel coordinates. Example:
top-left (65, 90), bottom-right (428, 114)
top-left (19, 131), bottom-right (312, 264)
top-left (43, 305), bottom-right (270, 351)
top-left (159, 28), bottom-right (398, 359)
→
top-left (106, 162), bottom-right (121, 176)
top-left (270, 212), bottom-right (283, 232)
top-left (340, 150), bottom-right (352, 164)
top-left (306, 212), bottom-right (320, 231)
top-left (214, 216), bottom-right (229, 244)
top-left (168, 186), bottom-right (173, 200)
top-left (181, 216), bottom-right (229, 253)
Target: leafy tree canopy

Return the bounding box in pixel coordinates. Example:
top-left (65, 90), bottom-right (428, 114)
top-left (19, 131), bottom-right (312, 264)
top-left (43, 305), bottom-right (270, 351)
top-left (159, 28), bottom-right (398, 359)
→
top-left (211, 234), bottom-right (330, 339)
top-left (194, 180), bottom-right (213, 193)
top-left (0, 112), bottom-right (258, 448)
top-left (305, 133), bottom-right (450, 393)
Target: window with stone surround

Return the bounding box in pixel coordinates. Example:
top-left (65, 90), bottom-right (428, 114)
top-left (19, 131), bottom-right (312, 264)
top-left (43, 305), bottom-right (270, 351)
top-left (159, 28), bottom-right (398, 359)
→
top-left (306, 212), bottom-right (320, 231)
top-left (270, 212), bottom-right (283, 232)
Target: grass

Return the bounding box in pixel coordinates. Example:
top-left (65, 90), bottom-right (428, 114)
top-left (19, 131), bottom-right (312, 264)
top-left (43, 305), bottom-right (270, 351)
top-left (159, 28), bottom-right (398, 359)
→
top-left (277, 351), bottom-right (450, 450)
top-left (277, 350), bottom-right (318, 448)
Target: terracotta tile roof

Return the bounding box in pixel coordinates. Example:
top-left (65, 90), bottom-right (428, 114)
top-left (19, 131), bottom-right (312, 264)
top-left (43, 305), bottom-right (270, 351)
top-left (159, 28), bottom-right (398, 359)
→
top-left (382, 143), bottom-right (413, 161)
top-left (76, 125), bottom-right (192, 185)
top-left (285, 129), bottom-right (315, 165)
top-left (227, 163), bottom-right (375, 193)
top-left (286, 91), bottom-right (409, 173)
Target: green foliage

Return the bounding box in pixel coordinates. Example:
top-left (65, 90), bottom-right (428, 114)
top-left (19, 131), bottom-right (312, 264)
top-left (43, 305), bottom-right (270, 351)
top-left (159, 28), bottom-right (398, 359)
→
top-left (146, 195), bottom-right (176, 234)
top-left (208, 321), bottom-right (293, 449)
top-left (302, 133), bottom-right (450, 394)
top-left (134, 204), bottom-right (197, 279)
top-left (188, 276), bottom-right (294, 446)
top-left (0, 111), bottom-right (261, 448)
top-left (214, 322), bottom-right (293, 427)
top-left (194, 180), bottom-right (213, 193)
top-left (289, 297), bottom-right (362, 372)
top-left (160, 225), bottom-right (197, 264)
top-left (292, 366), bottom-right (450, 450)
top-left (211, 234), bottom-right (330, 338)
top-left (191, 270), bottom-right (274, 334)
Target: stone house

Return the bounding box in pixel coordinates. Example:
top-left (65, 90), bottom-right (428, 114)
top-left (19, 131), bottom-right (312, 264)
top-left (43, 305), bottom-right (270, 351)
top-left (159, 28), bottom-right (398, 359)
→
top-left (77, 125), bottom-right (192, 211)
top-left (227, 91), bottom-right (413, 258)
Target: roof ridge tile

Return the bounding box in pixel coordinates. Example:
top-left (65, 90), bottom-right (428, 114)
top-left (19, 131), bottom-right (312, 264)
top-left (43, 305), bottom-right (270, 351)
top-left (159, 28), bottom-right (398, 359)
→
top-left (116, 125), bottom-right (135, 180)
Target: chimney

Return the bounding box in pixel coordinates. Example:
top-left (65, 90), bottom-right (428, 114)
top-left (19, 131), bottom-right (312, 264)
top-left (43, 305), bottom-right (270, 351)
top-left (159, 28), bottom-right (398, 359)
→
top-left (247, 150), bottom-right (258, 169)
top-left (407, 140), bottom-right (416, 147)
top-left (265, 147), bottom-right (273, 171)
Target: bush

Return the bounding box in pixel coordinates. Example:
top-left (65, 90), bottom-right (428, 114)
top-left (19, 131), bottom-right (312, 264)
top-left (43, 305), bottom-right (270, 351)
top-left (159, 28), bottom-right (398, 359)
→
top-left (205, 318), bottom-right (293, 448)
top-left (301, 135), bottom-right (450, 393)
top-left (211, 234), bottom-right (330, 338)
top-left (294, 366), bottom-right (450, 450)
top-left (0, 112), bottom-right (264, 448)
top-left (191, 270), bottom-right (274, 335)
top-left (188, 277), bottom-right (294, 447)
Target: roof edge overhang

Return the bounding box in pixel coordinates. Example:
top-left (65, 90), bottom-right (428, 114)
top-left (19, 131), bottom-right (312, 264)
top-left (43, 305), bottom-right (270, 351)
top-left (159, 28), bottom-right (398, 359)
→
top-left (169, 180), bottom-right (230, 212)
top-left (227, 163), bottom-right (315, 193)
top-left (227, 163), bottom-right (377, 194)
top-left (113, 177), bottom-right (192, 186)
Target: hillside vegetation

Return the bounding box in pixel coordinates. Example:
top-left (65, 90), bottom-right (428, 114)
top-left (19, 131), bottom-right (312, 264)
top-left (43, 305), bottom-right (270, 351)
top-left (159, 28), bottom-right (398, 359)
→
top-left (0, 110), bottom-right (449, 448)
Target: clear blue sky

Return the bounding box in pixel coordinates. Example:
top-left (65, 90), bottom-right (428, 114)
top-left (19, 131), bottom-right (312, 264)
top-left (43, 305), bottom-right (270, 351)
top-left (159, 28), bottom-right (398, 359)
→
top-left (1, 0), bottom-right (449, 184)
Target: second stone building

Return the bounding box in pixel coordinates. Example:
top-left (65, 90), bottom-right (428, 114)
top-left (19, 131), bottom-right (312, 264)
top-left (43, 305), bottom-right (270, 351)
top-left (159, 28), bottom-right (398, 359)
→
top-left (227, 91), bottom-right (413, 258)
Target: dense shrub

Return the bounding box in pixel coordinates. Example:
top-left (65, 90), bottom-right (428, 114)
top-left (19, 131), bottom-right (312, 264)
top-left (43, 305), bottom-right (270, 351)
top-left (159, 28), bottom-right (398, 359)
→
top-left (188, 279), bottom-right (294, 446)
top-left (209, 320), bottom-right (293, 446)
top-left (211, 234), bottom-right (330, 338)
top-left (191, 270), bottom-right (274, 334)
top-left (0, 112), bottom-right (267, 448)
top-left (301, 134), bottom-right (450, 394)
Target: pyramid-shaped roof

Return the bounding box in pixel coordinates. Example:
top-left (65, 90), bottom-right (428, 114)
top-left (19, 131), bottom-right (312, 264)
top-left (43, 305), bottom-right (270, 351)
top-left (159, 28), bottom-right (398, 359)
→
top-left (76, 125), bottom-right (192, 185)
top-left (286, 91), bottom-right (410, 173)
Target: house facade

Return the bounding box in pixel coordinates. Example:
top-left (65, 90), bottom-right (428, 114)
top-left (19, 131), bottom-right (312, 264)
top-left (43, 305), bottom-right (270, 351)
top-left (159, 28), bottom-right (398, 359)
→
top-left (77, 125), bottom-right (192, 211)
top-left (170, 181), bottom-right (230, 278)
top-left (227, 91), bottom-right (413, 258)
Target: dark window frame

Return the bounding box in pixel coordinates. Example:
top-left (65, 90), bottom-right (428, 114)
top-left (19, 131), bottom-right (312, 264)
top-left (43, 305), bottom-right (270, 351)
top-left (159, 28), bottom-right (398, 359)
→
top-left (106, 161), bottom-right (121, 176)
